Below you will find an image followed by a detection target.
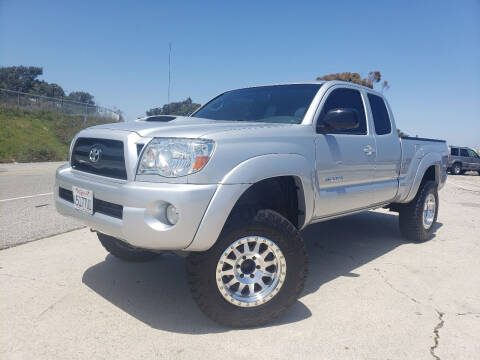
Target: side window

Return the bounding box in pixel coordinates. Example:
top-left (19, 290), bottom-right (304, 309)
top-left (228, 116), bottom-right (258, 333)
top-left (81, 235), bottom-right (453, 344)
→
top-left (460, 149), bottom-right (469, 157)
top-left (317, 88), bottom-right (367, 135)
top-left (367, 93), bottom-right (392, 135)
top-left (450, 147), bottom-right (459, 156)
top-left (467, 149), bottom-right (479, 158)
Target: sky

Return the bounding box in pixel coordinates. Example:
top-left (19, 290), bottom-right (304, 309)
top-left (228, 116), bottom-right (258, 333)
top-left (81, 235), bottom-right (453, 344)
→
top-left (1, 0), bottom-right (479, 147)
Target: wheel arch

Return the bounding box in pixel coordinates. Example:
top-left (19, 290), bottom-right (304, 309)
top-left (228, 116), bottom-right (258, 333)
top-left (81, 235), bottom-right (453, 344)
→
top-left (403, 154), bottom-right (442, 203)
top-left (186, 154), bottom-right (315, 251)
top-left (224, 175), bottom-right (306, 229)
top-left (451, 161), bottom-right (462, 170)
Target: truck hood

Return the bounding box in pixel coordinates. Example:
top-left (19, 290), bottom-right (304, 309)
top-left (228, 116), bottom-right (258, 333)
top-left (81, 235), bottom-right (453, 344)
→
top-left (89, 116), bottom-right (293, 138)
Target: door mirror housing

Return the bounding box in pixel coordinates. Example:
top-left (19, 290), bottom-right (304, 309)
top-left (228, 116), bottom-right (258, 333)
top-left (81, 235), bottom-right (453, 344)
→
top-left (317, 108), bottom-right (360, 133)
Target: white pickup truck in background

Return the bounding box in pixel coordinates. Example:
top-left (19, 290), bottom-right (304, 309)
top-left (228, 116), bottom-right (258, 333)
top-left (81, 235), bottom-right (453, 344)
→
top-left (56, 81), bottom-right (448, 327)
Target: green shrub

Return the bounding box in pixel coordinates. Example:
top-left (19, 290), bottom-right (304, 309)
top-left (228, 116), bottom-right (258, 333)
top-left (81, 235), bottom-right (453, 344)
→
top-left (0, 105), bottom-right (116, 163)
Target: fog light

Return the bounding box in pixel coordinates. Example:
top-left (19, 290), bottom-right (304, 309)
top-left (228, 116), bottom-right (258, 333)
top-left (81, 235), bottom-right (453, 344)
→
top-left (166, 204), bottom-right (179, 225)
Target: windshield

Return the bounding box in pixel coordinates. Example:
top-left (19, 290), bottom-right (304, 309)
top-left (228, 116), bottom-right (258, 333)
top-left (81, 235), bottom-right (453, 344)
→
top-left (192, 84), bottom-right (322, 124)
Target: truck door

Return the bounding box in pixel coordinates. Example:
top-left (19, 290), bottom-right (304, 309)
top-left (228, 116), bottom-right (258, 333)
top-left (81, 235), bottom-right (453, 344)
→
top-left (313, 86), bottom-right (376, 218)
top-left (467, 149), bottom-right (480, 171)
top-left (460, 148), bottom-right (471, 170)
top-left (366, 93), bottom-right (402, 203)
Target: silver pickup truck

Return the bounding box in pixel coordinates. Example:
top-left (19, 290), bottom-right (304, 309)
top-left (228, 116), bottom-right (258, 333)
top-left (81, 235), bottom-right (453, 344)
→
top-left (55, 81), bottom-right (448, 327)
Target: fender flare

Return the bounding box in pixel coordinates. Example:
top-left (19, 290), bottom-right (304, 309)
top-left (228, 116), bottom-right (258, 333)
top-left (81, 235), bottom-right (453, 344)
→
top-left (185, 154), bottom-right (315, 251)
top-left (403, 152), bottom-right (442, 203)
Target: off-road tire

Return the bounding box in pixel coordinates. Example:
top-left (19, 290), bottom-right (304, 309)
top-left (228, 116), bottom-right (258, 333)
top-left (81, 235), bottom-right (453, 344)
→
top-left (399, 180), bottom-right (438, 242)
top-left (452, 163), bottom-right (462, 175)
top-left (97, 232), bottom-right (160, 262)
top-left (187, 209), bottom-right (308, 328)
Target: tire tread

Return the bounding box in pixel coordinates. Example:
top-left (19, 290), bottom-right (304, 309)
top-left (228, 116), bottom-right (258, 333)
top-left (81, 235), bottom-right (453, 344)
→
top-left (398, 180), bottom-right (438, 242)
top-left (97, 232), bottom-right (159, 262)
top-left (187, 209), bottom-right (308, 328)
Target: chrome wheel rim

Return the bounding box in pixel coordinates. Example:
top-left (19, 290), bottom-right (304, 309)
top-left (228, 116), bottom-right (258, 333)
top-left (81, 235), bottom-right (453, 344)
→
top-left (422, 193), bottom-right (436, 229)
top-left (216, 236), bottom-right (286, 307)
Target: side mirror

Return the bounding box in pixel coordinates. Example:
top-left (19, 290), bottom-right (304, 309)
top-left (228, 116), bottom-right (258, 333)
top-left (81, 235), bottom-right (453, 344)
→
top-left (317, 108), bottom-right (359, 133)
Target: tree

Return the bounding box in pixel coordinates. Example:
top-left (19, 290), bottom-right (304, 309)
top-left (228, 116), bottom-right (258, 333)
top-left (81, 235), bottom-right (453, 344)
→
top-left (48, 83), bottom-right (65, 98)
top-left (32, 81), bottom-right (66, 98)
top-left (0, 65), bottom-right (100, 106)
top-left (0, 66), bottom-right (69, 98)
top-left (316, 71), bottom-right (389, 91)
top-left (146, 97), bottom-right (201, 116)
top-left (0, 66), bottom-right (44, 92)
top-left (67, 91), bottom-right (95, 105)
top-left (397, 129), bottom-right (408, 137)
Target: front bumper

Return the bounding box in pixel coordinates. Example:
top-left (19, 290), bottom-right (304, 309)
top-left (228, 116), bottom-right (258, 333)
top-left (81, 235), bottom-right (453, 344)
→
top-left (55, 165), bottom-right (217, 250)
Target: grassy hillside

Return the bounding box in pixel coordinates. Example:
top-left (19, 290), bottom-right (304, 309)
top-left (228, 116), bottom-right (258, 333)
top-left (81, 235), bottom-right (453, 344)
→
top-left (0, 105), bottom-right (117, 163)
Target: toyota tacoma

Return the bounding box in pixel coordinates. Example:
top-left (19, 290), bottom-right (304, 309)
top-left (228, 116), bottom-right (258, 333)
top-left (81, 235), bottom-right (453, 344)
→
top-left (55, 81), bottom-right (448, 327)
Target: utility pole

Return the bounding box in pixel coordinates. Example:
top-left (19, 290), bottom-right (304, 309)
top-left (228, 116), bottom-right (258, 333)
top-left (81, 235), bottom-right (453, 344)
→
top-left (168, 42), bottom-right (172, 105)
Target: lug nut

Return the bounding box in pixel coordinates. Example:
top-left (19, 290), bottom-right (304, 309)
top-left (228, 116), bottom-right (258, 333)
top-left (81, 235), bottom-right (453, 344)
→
top-left (256, 265), bottom-right (260, 269)
top-left (242, 256), bottom-right (246, 260)
top-left (240, 274), bottom-right (244, 278)
top-left (250, 274), bottom-right (254, 278)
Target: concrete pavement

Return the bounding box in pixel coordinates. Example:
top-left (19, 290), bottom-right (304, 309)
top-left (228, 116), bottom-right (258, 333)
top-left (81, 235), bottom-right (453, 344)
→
top-left (1, 175), bottom-right (479, 359)
top-left (0, 162), bottom-right (83, 249)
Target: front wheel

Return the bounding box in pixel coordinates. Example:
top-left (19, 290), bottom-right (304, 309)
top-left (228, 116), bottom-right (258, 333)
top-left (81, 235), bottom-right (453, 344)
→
top-left (187, 209), bottom-right (308, 328)
top-left (399, 180), bottom-right (439, 242)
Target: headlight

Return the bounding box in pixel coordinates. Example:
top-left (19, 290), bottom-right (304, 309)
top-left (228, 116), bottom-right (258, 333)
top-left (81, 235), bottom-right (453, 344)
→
top-left (137, 138), bottom-right (215, 177)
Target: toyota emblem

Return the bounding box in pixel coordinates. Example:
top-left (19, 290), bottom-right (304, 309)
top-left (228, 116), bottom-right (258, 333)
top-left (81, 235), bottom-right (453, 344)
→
top-left (89, 146), bottom-right (102, 163)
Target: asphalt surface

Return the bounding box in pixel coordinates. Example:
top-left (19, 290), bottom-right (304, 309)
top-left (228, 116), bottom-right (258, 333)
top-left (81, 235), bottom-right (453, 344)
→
top-left (0, 162), bottom-right (83, 249)
top-left (1, 173), bottom-right (479, 359)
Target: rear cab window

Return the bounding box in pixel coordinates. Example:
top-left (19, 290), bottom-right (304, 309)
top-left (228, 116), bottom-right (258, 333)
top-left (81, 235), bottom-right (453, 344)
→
top-left (450, 147), bottom-right (459, 156)
top-left (367, 93), bottom-right (391, 135)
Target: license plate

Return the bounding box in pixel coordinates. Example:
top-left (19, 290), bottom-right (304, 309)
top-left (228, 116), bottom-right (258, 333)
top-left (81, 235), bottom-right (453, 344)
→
top-left (73, 186), bottom-right (93, 215)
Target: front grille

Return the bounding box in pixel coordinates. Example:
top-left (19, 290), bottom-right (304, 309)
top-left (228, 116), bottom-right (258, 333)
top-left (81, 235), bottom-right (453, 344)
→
top-left (59, 187), bottom-right (123, 219)
top-left (71, 138), bottom-right (127, 180)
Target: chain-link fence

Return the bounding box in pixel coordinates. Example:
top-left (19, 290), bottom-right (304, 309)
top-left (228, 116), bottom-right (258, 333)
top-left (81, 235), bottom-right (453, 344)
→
top-left (0, 88), bottom-right (121, 124)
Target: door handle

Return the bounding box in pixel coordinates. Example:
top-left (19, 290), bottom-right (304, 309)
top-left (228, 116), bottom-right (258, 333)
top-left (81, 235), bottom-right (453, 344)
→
top-left (363, 145), bottom-right (376, 155)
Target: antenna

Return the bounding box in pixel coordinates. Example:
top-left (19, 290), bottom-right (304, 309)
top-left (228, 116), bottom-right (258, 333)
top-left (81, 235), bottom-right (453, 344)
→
top-left (168, 42), bottom-right (172, 104)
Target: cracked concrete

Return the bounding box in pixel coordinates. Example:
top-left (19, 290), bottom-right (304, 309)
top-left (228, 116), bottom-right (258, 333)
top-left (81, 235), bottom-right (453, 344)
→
top-left (430, 311), bottom-right (444, 360)
top-left (455, 312), bottom-right (480, 317)
top-left (373, 267), bottom-right (420, 304)
top-left (36, 294), bottom-right (69, 319)
top-left (1, 174), bottom-right (479, 359)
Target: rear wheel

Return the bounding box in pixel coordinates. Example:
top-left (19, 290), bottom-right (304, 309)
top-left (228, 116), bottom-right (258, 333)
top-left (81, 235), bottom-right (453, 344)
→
top-left (452, 163), bottom-right (462, 175)
top-left (399, 180), bottom-right (438, 242)
top-left (187, 209), bottom-right (308, 328)
top-left (97, 232), bottom-right (160, 262)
